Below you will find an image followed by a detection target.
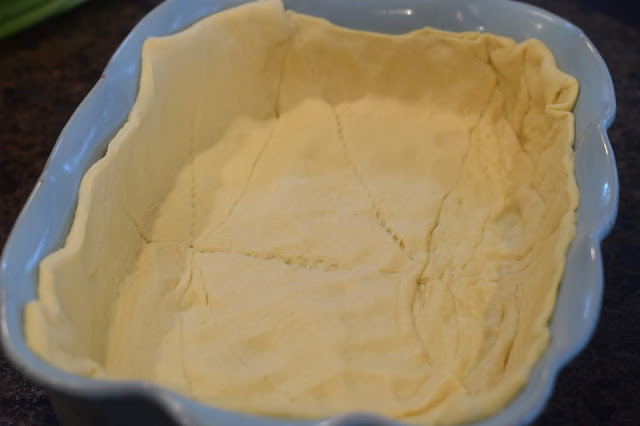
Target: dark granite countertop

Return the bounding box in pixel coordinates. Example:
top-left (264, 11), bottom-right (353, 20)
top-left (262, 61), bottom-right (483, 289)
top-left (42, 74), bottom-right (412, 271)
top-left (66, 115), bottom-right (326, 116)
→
top-left (1, 0), bottom-right (638, 424)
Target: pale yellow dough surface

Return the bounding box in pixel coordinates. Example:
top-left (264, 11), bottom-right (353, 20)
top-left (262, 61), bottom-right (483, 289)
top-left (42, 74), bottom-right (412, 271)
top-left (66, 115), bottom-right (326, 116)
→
top-left (24, 0), bottom-right (580, 423)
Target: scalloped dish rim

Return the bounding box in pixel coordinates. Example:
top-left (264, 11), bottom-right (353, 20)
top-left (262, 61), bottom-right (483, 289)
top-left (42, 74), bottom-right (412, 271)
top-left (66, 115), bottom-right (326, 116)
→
top-left (0, 0), bottom-right (617, 425)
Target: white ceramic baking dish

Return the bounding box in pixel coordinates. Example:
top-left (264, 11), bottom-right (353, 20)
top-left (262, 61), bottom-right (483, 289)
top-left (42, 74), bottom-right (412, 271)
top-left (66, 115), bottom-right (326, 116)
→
top-left (0, 0), bottom-right (617, 425)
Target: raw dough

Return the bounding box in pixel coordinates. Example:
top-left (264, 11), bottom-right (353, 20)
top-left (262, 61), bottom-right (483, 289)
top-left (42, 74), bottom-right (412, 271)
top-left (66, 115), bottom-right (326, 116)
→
top-left (24, 0), bottom-right (579, 423)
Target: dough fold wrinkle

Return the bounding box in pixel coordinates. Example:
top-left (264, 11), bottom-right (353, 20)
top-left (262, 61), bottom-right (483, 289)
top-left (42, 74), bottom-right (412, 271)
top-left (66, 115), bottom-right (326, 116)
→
top-left (24, 1), bottom-right (579, 424)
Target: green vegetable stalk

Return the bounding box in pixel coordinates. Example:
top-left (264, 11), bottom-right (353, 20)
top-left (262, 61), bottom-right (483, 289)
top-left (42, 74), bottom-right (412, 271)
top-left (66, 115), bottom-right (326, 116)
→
top-left (0, 0), bottom-right (87, 39)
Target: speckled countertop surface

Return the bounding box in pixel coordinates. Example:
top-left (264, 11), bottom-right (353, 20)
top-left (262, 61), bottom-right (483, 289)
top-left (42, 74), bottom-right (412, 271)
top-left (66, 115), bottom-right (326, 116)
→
top-left (1, 0), bottom-right (638, 424)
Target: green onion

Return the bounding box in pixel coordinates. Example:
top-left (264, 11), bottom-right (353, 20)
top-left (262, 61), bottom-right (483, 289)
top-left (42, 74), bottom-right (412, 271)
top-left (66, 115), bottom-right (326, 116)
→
top-left (0, 0), bottom-right (87, 39)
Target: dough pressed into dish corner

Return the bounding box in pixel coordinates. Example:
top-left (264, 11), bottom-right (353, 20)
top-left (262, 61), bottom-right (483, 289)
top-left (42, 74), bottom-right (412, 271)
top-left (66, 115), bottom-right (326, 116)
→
top-left (24, 0), bottom-right (579, 423)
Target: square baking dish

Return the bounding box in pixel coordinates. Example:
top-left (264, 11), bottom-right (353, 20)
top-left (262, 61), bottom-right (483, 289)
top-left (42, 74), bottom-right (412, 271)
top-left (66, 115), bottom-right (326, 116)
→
top-left (1, 0), bottom-right (617, 425)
